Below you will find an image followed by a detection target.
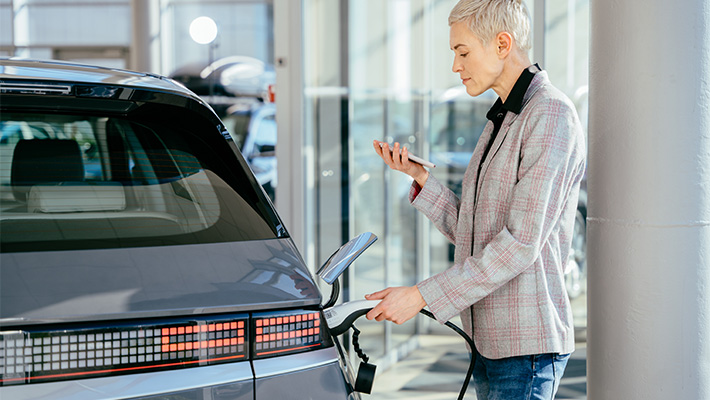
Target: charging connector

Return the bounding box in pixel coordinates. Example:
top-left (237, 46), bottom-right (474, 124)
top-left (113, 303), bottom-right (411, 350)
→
top-left (323, 299), bottom-right (381, 336)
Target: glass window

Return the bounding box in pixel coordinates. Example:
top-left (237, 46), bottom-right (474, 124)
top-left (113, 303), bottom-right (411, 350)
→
top-left (545, 0), bottom-right (590, 329)
top-left (0, 110), bottom-right (284, 253)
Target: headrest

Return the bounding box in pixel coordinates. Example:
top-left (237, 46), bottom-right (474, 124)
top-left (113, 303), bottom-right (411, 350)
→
top-left (28, 183), bottom-right (126, 213)
top-left (11, 139), bottom-right (85, 201)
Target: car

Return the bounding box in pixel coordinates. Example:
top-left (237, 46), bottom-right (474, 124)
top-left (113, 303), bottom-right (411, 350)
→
top-left (0, 58), bottom-right (362, 400)
top-left (429, 87), bottom-right (497, 197)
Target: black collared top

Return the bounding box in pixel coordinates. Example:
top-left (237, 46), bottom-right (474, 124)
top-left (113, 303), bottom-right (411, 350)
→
top-left (477, 64), bottom-right (541, 180)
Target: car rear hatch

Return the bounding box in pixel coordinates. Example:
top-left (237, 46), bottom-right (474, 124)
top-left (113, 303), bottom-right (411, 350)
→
top-left (0, 61), bottom-right (346, 397)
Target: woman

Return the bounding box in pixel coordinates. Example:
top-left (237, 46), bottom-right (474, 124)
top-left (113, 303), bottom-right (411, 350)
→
top-left (365, 1), bottom-right (587, 398)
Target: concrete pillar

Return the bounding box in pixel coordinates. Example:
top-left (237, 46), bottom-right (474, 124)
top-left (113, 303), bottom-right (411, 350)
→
top-left (130, 0), bottom-right (161, 74)
top-left (273, 0), bottom-right (307, 257)
top-left (587, 1), bottom-right (710, 398)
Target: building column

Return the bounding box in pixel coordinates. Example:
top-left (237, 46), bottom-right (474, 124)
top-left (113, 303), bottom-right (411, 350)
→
top-left (130, 0), bottom-right (161, 74)
top-left (273, 0), bottom-right (307, 257)
top-left (587, 1), bottom-right (710, 398)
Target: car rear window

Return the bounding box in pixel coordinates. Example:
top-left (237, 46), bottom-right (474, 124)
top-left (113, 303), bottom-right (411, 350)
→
top-left (0, 110), bottom-right (285, 252)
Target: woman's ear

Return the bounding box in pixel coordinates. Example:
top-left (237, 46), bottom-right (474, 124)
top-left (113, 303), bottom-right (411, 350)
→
top-left (496, 32), bottom-right (513, 58)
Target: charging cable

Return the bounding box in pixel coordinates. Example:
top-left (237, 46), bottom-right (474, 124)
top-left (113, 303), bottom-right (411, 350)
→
top-left (419, 309), bottom-right (475, 400)
top-left (324, 300), bottom-right (475, 399)
top-left (350, 325), bottom-right (377, 394)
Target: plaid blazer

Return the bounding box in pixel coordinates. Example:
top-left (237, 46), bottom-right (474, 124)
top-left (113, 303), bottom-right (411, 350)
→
top-left (413, 71), bottom-right (586, 359)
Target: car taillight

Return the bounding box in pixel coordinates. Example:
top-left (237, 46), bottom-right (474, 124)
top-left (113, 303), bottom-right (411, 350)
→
top-left (252, 310), bottom-right (329, 358)
top-left (0, 309), bottom-right (331, 386)
top-left (0, 314), bottom-right (249, 386)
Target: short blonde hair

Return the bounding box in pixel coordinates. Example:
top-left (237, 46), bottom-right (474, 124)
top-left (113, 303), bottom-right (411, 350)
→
top-left (449, 0), bottom-right (532, 53)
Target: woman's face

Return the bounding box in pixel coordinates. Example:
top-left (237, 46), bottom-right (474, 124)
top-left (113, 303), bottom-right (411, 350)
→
top-left (449, 21), bottom-right (504, 97)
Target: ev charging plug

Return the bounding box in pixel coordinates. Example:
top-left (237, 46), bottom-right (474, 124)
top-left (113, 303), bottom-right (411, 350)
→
top-left (323, 299), bottom-right (381, 336)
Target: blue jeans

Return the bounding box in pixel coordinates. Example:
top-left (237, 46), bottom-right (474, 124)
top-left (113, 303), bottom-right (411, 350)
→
top-left (472, 348), bottom-right (570, 400)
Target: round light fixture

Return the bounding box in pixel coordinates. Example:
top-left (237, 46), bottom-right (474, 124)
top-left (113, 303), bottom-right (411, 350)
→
top-left (189, 16), bottom-right (218, 45)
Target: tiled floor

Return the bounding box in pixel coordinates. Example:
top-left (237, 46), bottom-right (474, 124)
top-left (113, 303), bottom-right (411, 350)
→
top-left (367, 334), bottom-right (587, 400)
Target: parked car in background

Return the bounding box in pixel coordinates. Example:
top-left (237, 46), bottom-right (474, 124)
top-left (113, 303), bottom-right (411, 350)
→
top-left (221, 101), bottom-right (277, 200)
top-left (169, 55), bottom-right (275, 100)
top-left (170, 57), bottom-right (277, 201)
top-left (0, 58), bottom-right (360, 399)
top-left (429, 87), bottom-right (497, 197)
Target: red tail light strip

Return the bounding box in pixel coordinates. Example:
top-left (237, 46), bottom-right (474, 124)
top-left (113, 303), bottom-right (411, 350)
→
top-left (252, 311), bottom-right (325, 358)
top-left (0, 315), bottom-right (248, 386)
top-left (159, 321), bottom-right (246, 353)
top-left (0, 309), bottom-right (329, 386)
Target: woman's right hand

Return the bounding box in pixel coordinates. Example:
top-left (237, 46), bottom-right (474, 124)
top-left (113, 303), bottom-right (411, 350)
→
top-left (373, 140), bottom-right (429, 188)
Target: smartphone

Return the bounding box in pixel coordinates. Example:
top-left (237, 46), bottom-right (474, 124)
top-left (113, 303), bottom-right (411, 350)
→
top-left (380, 142), bottom-right (436, 168)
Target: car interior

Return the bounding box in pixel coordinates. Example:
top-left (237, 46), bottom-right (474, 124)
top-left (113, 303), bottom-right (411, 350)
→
top-left (0, 113), bottom-right (275, 251)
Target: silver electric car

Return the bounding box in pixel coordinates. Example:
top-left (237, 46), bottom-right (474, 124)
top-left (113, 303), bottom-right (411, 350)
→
top-left (0, 59), bottom-right (360, 399)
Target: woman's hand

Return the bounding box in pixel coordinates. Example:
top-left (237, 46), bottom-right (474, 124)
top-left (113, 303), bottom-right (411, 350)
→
top-left (373, 140), bottom-right (429, 188)
top-left (365, 286), bottom-right (427, 325)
